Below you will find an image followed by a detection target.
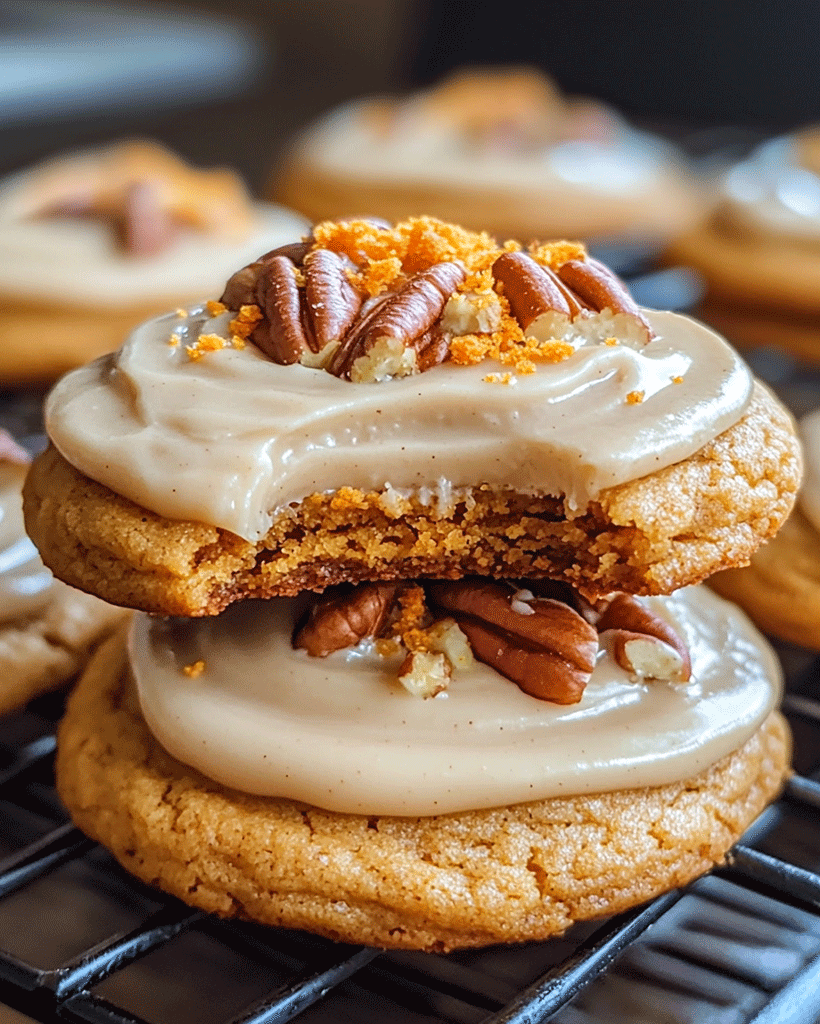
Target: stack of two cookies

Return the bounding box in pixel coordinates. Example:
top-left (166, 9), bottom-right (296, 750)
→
top-left (25, 217), bottom-right (799, 951)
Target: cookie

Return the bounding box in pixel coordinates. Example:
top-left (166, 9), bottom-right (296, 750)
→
top-left (710, 408), bottom-right (820, 648)
top-left (275, 68), bottom-right (704, 246)
top-left (56, 591), bottom-right (790, 952)
top-left (0, 438), bottom-right (126, 715)
top-left (668, 130), bottom-right (820, 362)
top-left (0, 141), bottom-right (308, 384)
top-left (23, 218), bottom-right (801, 616)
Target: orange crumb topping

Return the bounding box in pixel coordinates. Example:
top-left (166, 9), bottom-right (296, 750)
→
top-left (671, 375), bottom-right (684, 384)
top-left (167, 333), bottom-right (180, 347)
top-left (392, 585), bottom-right (428, 643)
top-left (527, 240), bottom-right (587, 268)
top-left (483, 372), bottom-right (514, 384)
top-left (229, 303), bottom-right (263, 348)
top-left (186, 333), bottom-right (226, 361)
top-left (604, 337), bottom-right (619, 346)
top-left (626, 390), bottom-right (645, 404)
top-left (175, 308), bottom-right (187, 318)
top-left (206, 299), bottom-right (227, 317)
top-left (183, 660), bottom-right (206, 678)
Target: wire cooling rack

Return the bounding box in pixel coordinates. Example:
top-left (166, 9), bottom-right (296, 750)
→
top-left (0, 674), bottom-right (819, 1024)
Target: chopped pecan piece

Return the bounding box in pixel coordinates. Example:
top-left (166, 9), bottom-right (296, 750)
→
top-left (597, 594), bottom-right (691, 681)
top-left (293, 582), bottom-right (400, 657)
top-left (492, 251), bottom-right (571, 327)
top-left (428, 579), bottom-right (597, 704)
top-left (556, 259), bottom-right (653, 340)
top-left (328, 261), bottom-right (466, 381)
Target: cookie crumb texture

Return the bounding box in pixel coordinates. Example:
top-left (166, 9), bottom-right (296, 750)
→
top-left (57, 633), bottom-right (790, 951)
top-left (26, 384), bottom-right (800, 616)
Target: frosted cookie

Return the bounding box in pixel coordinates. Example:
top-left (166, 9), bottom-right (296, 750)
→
top-left (711, 409), bottom-right (820, 648)
top-left (0, 141), bottom-right (308, 383)
top-left (24, 217), bottom-right (801, 616)
top-left (669, 129), bottom-right (820, 362)
top-left (275, 68), bottom-right (704, 246)
top-left (0, 432), bottom-right (126, 715)
top-left (56, 586), bottom-right (789, 951)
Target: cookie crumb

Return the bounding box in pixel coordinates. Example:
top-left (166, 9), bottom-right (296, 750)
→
top-left (175, 308), bottom-right (187, 318)
top-left (671, 375), bottom-right (684, 384)
top-left (183, 660), bottom-right (206, 678)
top-left (206, 300), bottom-right (228, 317)
top-left (167, 333), bottom-right (181, 348)
top-left (626, 390), bottom-right (645, 404)
top-left (483, 372), bottom-right (514, 384)
top-left (605, 337), bottom-right (619, 346)
top-left (186, 334), bottom-right (227, 361)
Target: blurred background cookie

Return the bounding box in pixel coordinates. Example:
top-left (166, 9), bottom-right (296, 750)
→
top-left (274, 67), bottom-right (705, 250)
top-left (669, 129), bottom-right (820, 364)
top-left (0, 140), bottom-right (308, 384)
top-left (711, 408), bottom-right (820, 648)
top-left (0, 430), bottom-right (126, 715)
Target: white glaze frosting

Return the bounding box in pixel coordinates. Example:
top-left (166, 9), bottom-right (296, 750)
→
top-left (0, 202), bottom-right (308, 307)
top-left (722, 137), bottom-right (820, 244)
top-left (0, 463), bottom-right (58, 624)
top-left (46, 307), bottom-right (752, 542)
top-left (132, 586), bottom-right (781, 816)
top-left (295, 98), bottom-right (683, 198)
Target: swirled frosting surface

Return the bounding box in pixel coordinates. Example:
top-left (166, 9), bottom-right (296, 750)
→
top-left (46, 308), bottom-right (752, 541)
top-left (132, 586), bottom-right (780, 816)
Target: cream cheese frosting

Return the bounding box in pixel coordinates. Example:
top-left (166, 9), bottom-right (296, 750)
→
top-left (132, 586), bottom-right (781, 816)
top-left (0, 203), bottom-right (309, 307)
top-left (46, 306), bottom-right (752, 542)
top-left (0, 463), bottom-right (57, 624)
top-left (721, 137), bottom-right (820, 245)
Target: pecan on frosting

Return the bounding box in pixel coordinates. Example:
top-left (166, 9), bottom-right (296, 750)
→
top-left (217, 216), bottom-right (653, 382)
top-left (292, 577), bottom-right (691, 704)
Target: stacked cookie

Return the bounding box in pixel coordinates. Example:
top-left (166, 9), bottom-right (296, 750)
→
top-left (25, 217), bottom-right (798, 950)
top-left (0, 141), bottom-right (308, 384)
top-left (670, 128), bottom-right (820, 363)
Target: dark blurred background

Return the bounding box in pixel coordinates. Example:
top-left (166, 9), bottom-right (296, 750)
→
top-left (4, 0), bottom-right (820, 190)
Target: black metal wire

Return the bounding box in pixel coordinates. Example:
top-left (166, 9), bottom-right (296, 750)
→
top-left (0, 713), bottom-right (818, 1024)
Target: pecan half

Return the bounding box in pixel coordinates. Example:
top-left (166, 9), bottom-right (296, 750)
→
top-left (428, 579), bottom-right (597, 704)
top-left (303, 249), bottom-right (363, 351)
top-left (556, 259), bottom-right (653, 340)
top-left (328, 261), bottom-right (466, 380)
top-left (293, 582), bottom-right (400, 657)
top-left (597, 594), bottom-right (691, 681)
top-left (492, 251), bottom-right (571, 327)
top-left (252, 255), bottom-right (309, 364)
